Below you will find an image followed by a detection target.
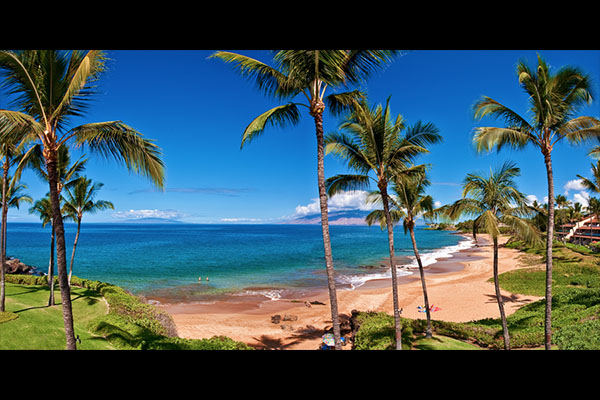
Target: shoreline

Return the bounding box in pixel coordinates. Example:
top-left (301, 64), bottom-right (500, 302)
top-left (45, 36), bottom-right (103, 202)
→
top-left (157, 233), bottom-right (542, 350)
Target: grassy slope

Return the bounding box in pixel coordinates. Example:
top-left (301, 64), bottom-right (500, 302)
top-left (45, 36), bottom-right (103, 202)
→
top-left (0, 282), bottom-right (115, 350)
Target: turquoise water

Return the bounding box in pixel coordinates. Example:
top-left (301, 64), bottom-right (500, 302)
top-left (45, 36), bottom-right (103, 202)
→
top-left (6, 223), bottom-right (472, 303)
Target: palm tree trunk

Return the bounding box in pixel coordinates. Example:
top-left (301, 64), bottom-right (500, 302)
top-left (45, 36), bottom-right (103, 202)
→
top-left (379, 184), bottom-right (402, 350)
top-left (0, 155), bottom-right (7, 312)
top-left (409, 226), bottom-right (432, 338)
top-left (543, 149), bottom-right (554, 350)
top-left (68, 218), bottom-right (81, 286)
top-left (46, 151), bottom-right (77, 350)
top-left (313, 110), bottom-right (342, 350)
top-left (48, 224), bottom-right (55, 306)
top-left (492, 236), bottom-right (510, 350)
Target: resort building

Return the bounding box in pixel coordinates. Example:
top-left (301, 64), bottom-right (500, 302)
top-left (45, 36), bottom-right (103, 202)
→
top-left (556, 215), bottom-right (600, 245)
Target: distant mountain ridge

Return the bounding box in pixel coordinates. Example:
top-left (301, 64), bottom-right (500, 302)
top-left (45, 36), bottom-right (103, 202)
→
top-left (283, 209), bottom-right (371, 225)
top-left (120, 217), bottom-right (184, 224)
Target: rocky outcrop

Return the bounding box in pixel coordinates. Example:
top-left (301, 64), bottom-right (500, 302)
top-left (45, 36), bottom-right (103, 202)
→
top-left (5, 258), bottom-right (39, 275)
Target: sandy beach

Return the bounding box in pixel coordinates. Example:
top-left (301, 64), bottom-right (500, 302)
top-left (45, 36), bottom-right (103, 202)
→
top-left (158, 234), bottom-right (543, 350)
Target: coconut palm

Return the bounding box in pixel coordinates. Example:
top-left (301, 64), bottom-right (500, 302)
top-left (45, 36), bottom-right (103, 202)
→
top-left (445, 161), bottom-right (541, 350)
top-left (587, 197), bottom-right (600, 220)
top-left (62, 177), bottom-right (114, 285)
top-left (471, 54), bottom-right (600, 349)
top-left (28, 196), bottom-right (56, 306)
top-left (555, 194), bottom-right (570, 210)
top-left (324, 97), bottom-right (442, 349)
top-left (365, 171), bottom-right (436, 338)
top-left (0, 140), bottom-right (21, 312)
top-left (0, 175), bottom-right (32, 310)
top-left (210, 50), bottom-right (400, 349)
top-left (0, 50), bottom-right (165, 350)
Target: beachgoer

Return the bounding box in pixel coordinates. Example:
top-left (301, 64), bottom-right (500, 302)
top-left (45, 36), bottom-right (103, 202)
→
top-left (198, 276), bottom-right (202, 282)
top-left (206, 277), bottom-right (209, 281)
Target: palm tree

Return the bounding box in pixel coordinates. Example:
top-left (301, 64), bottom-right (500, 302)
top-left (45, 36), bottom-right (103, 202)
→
top-left (28, 196), bottom-right (56, 306)
top-left (324, 97), bottom-right (442, 349)
top-left (587, 197), bottom-right (600, 221)
top-left (0, 50), bottom-right (165, 350)
top-left (577, 160), bottom-right (600, 193)
top-left (0, 175), bottom-right (32, 310)
top-left (365, 172), bottom-right (436, 338)
top-left (210, 50), bottom-right (400, 350)
top-left (471, 54), bottom-right (600, 350)
top-left (445, 161), bottom-right (541, 350)
top-left (62, 176), bottom-right (114, 285)
top-left (555, 194), bottom-right (570, 210)
top-left (0, 139), bottom-right (22, 311)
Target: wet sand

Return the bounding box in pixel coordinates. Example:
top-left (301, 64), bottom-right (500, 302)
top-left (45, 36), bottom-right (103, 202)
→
top-left (157, 234), bottom-right (542, 350)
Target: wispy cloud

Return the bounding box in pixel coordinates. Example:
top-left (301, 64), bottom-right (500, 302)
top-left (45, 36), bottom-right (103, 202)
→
top-left (112, 209), bottom-right (188, 220)
top-left (127, 187), bottom-right (251, 196)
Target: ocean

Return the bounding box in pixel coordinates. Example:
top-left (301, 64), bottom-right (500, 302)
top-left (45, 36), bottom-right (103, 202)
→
top-left (6, 223), bottom-right (474, 304)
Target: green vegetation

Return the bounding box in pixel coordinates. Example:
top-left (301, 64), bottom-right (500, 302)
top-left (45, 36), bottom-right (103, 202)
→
top-left (352, 237), bottom-right (600, 350)
top-left (1, 274), bottom-right (252, 350)
top-left (351, 311), bottom-right (481, 350)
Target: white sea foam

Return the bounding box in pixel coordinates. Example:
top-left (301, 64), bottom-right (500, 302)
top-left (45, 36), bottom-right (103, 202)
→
top-left (337, 236), bottom-right (475, 290)
top-left (405, 237), bottom-right (475, 268)
top-left (233, 289), bottom-right (284, 301)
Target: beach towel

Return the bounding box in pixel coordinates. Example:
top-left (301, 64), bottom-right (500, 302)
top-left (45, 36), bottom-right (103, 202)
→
top-left (418, 305), bottom-right (441, 312)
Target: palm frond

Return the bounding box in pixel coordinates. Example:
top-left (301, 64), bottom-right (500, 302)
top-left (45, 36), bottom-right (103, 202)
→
top-left (472, 127), bottom-right (534, 153)
top-left (324, 131), bottom-right (373, 174)
top-left (241, 103), bottom-right (301, 149)
top-left (324, 174), bottom-right (371, 197)
top-left (560, 116), bottom-right (600, 145)
top-left (51, 50), bottom-right (108, 122)
top-left (475, 210), bottom-right (500, 239)
top-left (365, 208), bottom-right (405, 231)
top-left (325, 90), bottom-right (365, 117)
top-left (210, 51), bottom-right (295, 99)
top-left (501, 214), bottom-right (542, 246)
top-left (343, 51), bottom-right (403, 85)
top-left (69, 121), bottom-right (165, 189)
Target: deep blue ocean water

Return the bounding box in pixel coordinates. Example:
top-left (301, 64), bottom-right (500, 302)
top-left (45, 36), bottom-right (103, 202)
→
top-left (6, 223), bottom-right (473, 303)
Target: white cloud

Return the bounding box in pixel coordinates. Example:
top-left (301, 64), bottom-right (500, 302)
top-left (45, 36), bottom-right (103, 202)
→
top-left (573, 192), bottom-right (590, 208)
top-left (112, 209), bottom-right (185, 220)
top-left (564, 179), bottom-right (586, 195)
top-left (221, 217), bottom-right (264, 223)
top-left (293, 190), bottom-right (378, 217)
top-left (525, 194), bottom-right (538, 205)
top-left (434, 200), bottom-right (442, 208)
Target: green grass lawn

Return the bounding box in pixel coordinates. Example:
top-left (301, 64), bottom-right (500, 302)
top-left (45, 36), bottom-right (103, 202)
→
top-left (412, 335), bottom-right (481, 350)
top-left (0, 282), bottom-right (115, 350)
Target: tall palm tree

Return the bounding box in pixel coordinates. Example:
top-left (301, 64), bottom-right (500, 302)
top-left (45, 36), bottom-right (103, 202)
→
top-left (445, 161), bottom-right (541, 350)
top-left (365, 172), bottom-right (436, 338)
top-left (210, 50), bottom-right (400, 349)
top-left (471, 54), bottom-right (600, 349)
top-left (62, 176), bottom-right (114, 285)
top-left (324, 97), bottom-right (442, 349)
top-left (0, 175), bottom-right (32, 310)
top-left (0, 50), bottom-right (165, 350)
top-left (0, 139), bottom-right (21, 311)
top-left (28, 196), bottom-right (56, 306)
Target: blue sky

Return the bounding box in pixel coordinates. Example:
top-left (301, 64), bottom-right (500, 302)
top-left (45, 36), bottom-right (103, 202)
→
top-left (5, 50), bottom-right (600, 224)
